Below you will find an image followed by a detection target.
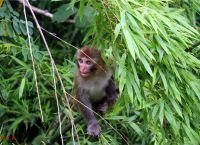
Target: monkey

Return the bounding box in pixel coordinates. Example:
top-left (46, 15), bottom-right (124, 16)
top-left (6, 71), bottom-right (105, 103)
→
top-left (74, 46), bottom-right (119, 137)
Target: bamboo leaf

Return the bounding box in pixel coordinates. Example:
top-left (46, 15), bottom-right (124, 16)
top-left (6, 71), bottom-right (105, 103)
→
top-left (119, 69), bottom-right (126, 94)
top-left (148, 15), bottom-right (158, 34)
top-left (155, 35), bottom-right (170, 55)
top-left (126, 75), bottom-right (134, 104)
top-left (127, 13), bottom-right (140, 29)
top-left (159, 69), bottom-right (168, 94)
top-left (183, 124), bottom-right (198, 145)
top-left (165, 104), bottom-right (179, 136)
top-left (129, 59), bottom-right (140, 87)
top-left (130, 78), bottom-right (142, 103)
top-left (122, 28), bottom-right (136, 60)
top-left (159, 100), bottom-right (164, 125)
top-left (169, 97), bottom-right (182, 118)
top-left (11, 56), bottom-right (31, 70)
top-left (120, 10), bottom-right (126, 28)
top-left (13, 19), bottom-right (21, 35)
top-left (6, 22), bottom-right (14, 37)
top-left (129, 122), bottom-right (144, 137)
top-left (114, 23), bottom-right (121, 40)
top-left (152, 104), bottom-right (159, 119)
top-left (19, 77), bottom-right (26, 98)
top-left (140, 54), bottom-right (153, 76)
top-left (79, 0), bottom-right (84, 21)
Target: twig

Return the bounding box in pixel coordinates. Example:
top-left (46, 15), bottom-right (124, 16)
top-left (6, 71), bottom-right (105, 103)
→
top-left (23, 0), bottom-right (44, 122)
top-left (17, 0), bottom-right (75, 23)
top-left (52, 62), bottom-right (64, 145)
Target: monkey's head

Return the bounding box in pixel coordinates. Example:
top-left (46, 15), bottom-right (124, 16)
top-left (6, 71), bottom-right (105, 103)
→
top-left (76, 46), bottom-right (105, 78)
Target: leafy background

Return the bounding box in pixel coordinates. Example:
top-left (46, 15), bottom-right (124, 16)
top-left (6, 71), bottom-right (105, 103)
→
top-left (0, 0), bottom-right (200, 144)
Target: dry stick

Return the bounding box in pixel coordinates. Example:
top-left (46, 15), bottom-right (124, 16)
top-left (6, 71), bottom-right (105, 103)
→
top-left (52, 63), bottom-right (64, 145)
top-left (24, 0), bottom-right (79, 144)
top-left (40, 28), bottom-right (129, 145)
top-left (17, 0), bottom-right (75, 23)
top-left (23, 0), bottom-right (44, 122)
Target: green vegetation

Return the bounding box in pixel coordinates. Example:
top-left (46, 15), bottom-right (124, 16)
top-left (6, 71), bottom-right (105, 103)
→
top-left (0, 0), bottom-right (200, 144)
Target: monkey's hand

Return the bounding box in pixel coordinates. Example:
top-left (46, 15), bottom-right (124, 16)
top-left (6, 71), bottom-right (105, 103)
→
top-left (97, 102), bottom-right (108, 113)
top-left (87, 122), bottom-right (101, 137)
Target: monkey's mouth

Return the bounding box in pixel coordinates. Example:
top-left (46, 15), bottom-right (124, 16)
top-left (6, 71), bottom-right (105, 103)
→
top-left (80, 72), bottom-right (90, 77)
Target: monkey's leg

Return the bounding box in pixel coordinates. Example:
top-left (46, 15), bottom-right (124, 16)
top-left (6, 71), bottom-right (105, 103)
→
top-left (78, 91), bottom-right (101, 137)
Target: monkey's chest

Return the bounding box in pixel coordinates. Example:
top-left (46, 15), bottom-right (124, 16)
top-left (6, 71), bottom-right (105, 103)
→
top-left (83, 80), bottom-right (107, 102)
top-left (89, 87), bottom-right (106, 102)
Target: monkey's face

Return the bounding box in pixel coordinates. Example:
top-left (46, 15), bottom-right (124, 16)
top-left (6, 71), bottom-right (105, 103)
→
top-left (77, 57), bottom-right (96, 78)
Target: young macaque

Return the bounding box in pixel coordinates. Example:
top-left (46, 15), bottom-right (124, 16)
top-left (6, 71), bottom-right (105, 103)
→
top-left (74, 46), bottom-right (118, 137)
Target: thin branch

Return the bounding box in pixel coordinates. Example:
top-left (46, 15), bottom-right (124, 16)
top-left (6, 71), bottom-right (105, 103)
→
top-left (52, 63), bottom-right (64, 145)
top-left (17, 0), bottom-right (75, 23)
top-left (23, 0), bottom-right (44, 122)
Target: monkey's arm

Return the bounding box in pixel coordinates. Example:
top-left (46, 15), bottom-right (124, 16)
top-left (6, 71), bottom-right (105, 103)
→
top-left (77, 89), bottom-right (101, 136)
top-left (105, 77), bottom-right (119, 106)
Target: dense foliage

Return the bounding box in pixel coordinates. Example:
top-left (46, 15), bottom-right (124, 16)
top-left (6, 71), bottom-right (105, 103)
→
top-left (0, 0), bottom-right (200, 144)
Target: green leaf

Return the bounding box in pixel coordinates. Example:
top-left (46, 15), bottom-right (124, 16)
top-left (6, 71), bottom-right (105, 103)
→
top-left (183, 124), bottom-right (198, 145)
top-left (159, 69), bottom-right (168, 94)
top-left (155, 35), bottom-right (170, 55)
top-left (119, 69), bottom-right (126, 94)
top-left (126, 75), bottom-right (133, 104)
top-left (79, 0), bottom-right (84, 21)
top-left (129, 77), bottom-right (142, 103)
top-left (53, 4), bottom-right (77, 23)
top-left (165, 104), bottom-right (179, 136)
top-left (152, 104), bottom-right (159, 119)
top-left (11, 56), bottom-right (31, 70)
top-left (76, 6), bottom-right (96, 28)
top-left (19, 20), bottom-right (27, 35)
top-left (148, 15), bottom-right (158, 34)
top-left (159, 100), bottom-right (164, 125)
top-left (190, 82), bottom-right (200, 100)
top-left (169, 97), bottom-right (182, 118)
top-left (13, 19), bottom-right (21, 35)
top-left (129, 59), bottom-right (140, 87)
top-left (19, 77), bottom-right (26, 99)
top-left (129, 122), bottom-right (144, 137)
top-left (0, 22), bottom-right (2, 36)
top-left (140, 54), bottom-right (153, 76)
top-left (117, 53), bottom-right (126, 76)
top-left (122, 28), bottom-right (136, 60)
top-left (120, 10), bottom-right (126, 28)
top-left (6, 22), bottom-right (14, 37)
top-left (127, 13), bottom-right (140, 29)
top-left (169, 80), bottom-right (182, 103)
top-left (106, 116), bottom-right (126, 120)
top-left (114, 23), bottom-right (121, 40)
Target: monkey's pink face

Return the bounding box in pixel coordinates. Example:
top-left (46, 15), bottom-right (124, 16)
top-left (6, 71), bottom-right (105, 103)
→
top-left (78, 57), bottom-right (95, 77)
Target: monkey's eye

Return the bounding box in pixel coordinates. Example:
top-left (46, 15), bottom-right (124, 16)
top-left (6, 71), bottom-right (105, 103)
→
top-left (86, 60), bottom-right (92, 65)
top-left (78, 59), bottom-right (83, 63)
